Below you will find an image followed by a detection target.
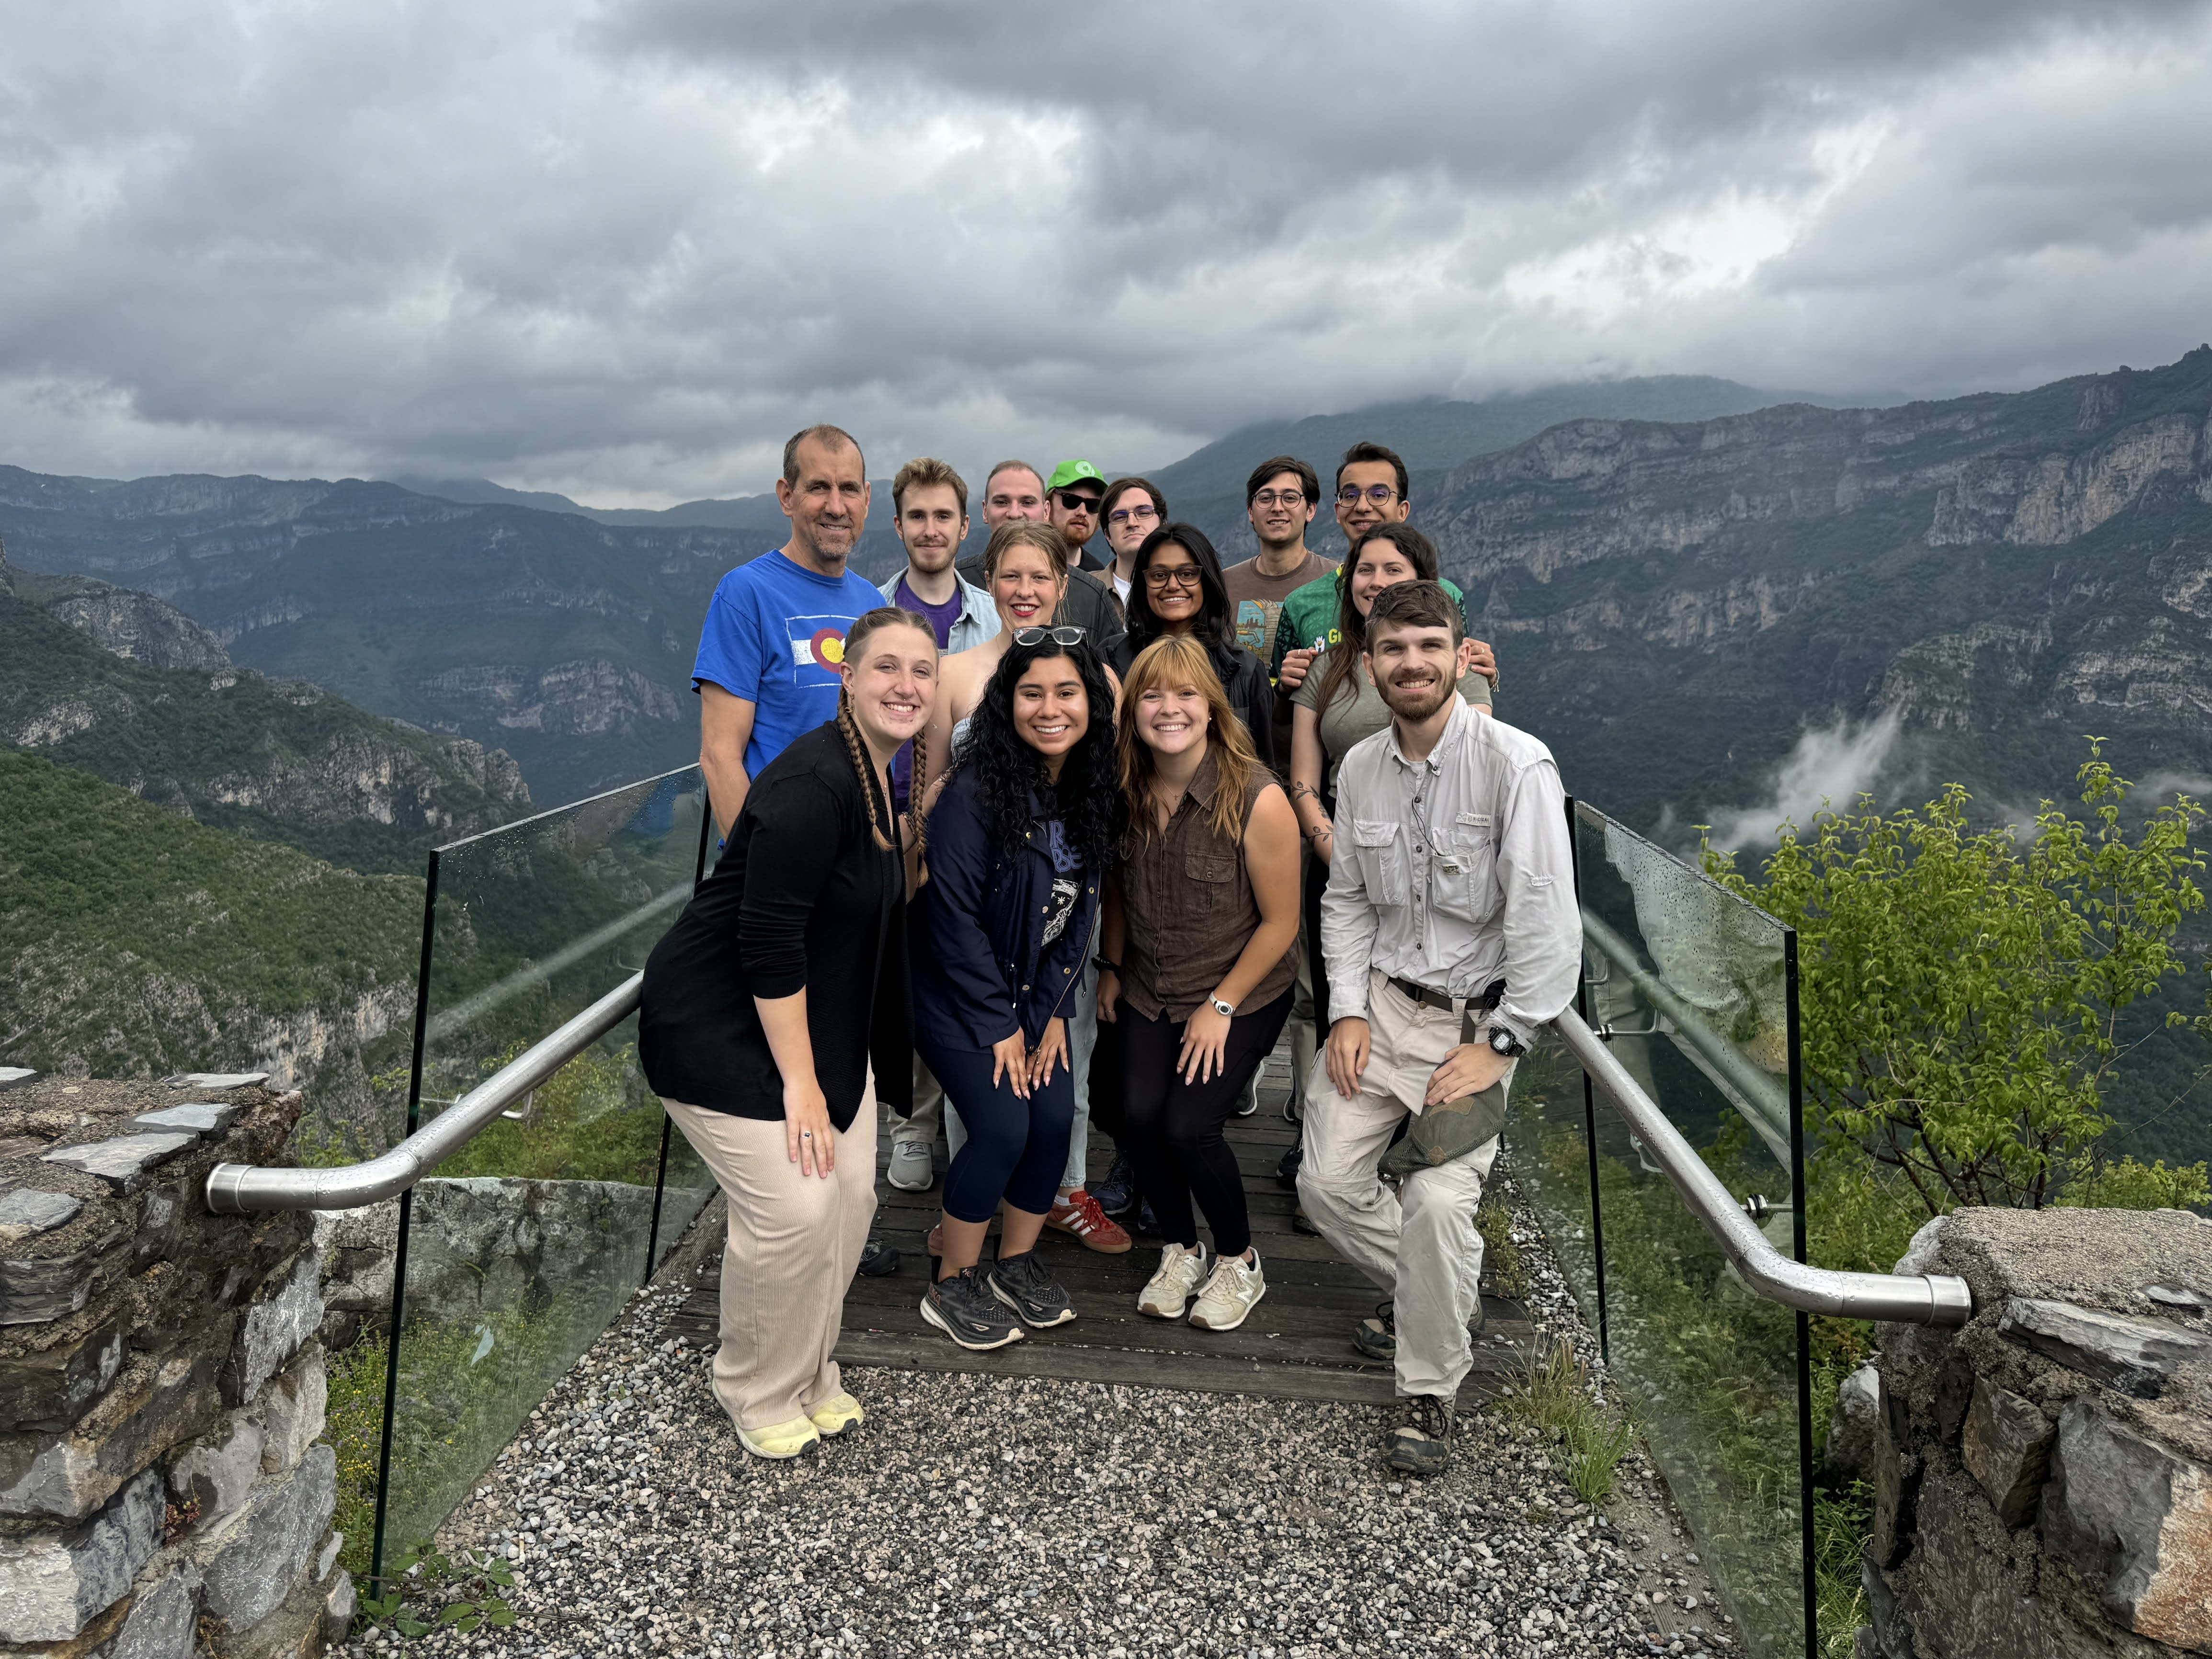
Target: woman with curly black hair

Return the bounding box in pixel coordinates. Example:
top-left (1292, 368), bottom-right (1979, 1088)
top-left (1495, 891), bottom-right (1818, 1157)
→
top-left (1109, 522), bottom-right (1277, 770)
top-left (911, 631), bottom-right (1119, 1349)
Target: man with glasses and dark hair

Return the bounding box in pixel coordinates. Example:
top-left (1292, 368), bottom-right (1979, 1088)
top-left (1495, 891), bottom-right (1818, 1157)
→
top-left (1097, 476), bottom-right (1167, 611)
top-left (1225, 455), bottom-right (1334, 673)
top-left (958, 457), bottom-right (1124, 652)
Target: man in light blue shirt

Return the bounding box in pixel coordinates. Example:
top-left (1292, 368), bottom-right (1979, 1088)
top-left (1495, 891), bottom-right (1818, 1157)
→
top-left (694, 424), bottom-right (886, 837)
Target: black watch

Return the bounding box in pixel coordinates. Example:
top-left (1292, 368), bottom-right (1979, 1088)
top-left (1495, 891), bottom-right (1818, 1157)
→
top-left (1488, 1025), bottom-right (1527, 1059)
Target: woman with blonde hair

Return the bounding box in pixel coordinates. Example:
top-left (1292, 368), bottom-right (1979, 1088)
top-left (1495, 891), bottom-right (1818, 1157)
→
top-left (1097, 635), bottom-right (1301, 1332)
top-left (640, 607), bottom-right (935, 1459)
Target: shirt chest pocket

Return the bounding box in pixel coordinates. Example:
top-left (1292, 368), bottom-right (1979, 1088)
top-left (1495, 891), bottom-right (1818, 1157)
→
top-left (1350, 820), bottom-right (1406, 907)
top-left (1430, 813), bottom-right (1497, 924)
top-left (1183, 852), bottom-right (1237, 911)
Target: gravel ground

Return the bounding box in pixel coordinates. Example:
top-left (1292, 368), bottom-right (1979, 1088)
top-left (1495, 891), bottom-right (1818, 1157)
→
top-left (344, 1163), bottom-right (1733, 1659)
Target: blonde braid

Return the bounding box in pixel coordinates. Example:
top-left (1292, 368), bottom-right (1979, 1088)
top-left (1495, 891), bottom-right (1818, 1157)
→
top-left (906, 724), bottom-right (930, 882)
top-left (837, 689), bottom-right (895, 852)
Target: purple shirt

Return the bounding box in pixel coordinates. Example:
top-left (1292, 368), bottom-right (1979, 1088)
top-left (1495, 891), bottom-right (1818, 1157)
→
top-left (890, 573), bottom-right (966, 813)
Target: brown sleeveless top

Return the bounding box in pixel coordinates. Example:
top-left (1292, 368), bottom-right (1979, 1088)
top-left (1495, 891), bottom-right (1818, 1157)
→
top-left (1118, 748), bottom-right (1300, 1023)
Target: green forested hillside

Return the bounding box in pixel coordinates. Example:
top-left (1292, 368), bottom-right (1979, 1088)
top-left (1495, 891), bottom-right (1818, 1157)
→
top-left (0, 749), bottom-right (422, 1143)
top-left (1, 562), bottom-right (528, 875)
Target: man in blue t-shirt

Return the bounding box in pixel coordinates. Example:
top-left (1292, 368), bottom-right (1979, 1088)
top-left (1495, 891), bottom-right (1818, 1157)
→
top-left (694, 423), bottom-right (888, 837)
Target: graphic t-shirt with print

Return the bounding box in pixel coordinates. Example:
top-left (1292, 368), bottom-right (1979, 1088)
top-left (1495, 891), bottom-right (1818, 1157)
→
top-left (1223, 549), bottom-right (1338, 673)
top-left (691, 549), bottom-right (886, 777)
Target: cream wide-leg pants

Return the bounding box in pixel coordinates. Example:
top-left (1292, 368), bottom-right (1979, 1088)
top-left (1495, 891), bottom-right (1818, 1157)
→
top-left (662, 1091), bottom-right (878, 1432)
top-left (1296, 970), bottom-right (1508, 1401)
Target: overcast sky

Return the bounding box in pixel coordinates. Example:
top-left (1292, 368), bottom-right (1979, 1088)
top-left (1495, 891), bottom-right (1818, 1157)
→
top-left (4, 0), bottom-right (2210, 506)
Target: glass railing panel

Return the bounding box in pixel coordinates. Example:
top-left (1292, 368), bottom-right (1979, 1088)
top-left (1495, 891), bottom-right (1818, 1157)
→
top-left (1572, 802), bottom-right (1807, 1659)
top-left (1505, 1032), bottom-right (1602, 1330)
top-left (375, 766), bottom-right (713, 1568)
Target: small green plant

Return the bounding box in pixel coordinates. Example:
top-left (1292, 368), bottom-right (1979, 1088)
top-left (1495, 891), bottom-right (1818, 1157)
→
top-left (1812, 1482), bottom-right (1874, 1659)
top-left (1477, 1198), bottom-right (1530, 1299)
top-left (357, 1544), bottom-right (516, 1640)
top-left (1507, 1337), bottom-right (1642, 1508)
top-left (322, 1334), bottom-right (390, 1576)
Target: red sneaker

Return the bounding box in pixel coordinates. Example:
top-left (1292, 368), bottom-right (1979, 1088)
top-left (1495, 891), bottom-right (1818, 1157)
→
top-left (1045, 1190), bottom-right (1132, 1254)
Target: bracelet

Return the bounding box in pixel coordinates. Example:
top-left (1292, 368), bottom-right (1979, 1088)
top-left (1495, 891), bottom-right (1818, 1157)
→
top-left (1094, 957), bottom-right (1122, 976)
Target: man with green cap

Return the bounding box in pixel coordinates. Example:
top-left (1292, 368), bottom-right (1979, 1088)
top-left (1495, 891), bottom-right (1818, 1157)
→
top-left (1045, 458), bottom-right (1113, 578)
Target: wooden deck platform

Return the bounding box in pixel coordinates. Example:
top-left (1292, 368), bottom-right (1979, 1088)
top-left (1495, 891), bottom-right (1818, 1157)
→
top-left (667, 1047), bottom-right (1536, 1406)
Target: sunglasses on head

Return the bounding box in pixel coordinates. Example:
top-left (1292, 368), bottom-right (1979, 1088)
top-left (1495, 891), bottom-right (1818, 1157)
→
top-left (1056, 490), bottom-right (1103, 512)
top-left (1014, 625), bottom-right (1088, 646)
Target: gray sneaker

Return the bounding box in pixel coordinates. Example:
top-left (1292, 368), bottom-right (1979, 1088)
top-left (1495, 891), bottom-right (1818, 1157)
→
top-left (987, 1250), bottom-right (1077, 1329)
top-left (1387, 1394), bottom-right (1454, 1476)
top-left (887, 1140), bottom-right (935, 1192)
top-left (1353, 1301), bottom-right (1395, 1361)
top-left (922, 1266), bottom-right (1025, 1351)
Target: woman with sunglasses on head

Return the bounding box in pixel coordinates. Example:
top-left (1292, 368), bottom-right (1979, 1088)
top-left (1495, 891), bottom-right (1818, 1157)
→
top-left (918, 519), bottom-right (1130, 1253)
top-left (639, 607), bottom-right (934, 1459)
top-left (912, 632), bottom-right (1121, 1348)
top-left (1099, 635), bottom-right (1302, 1331)
top-left (1109, 523), bottom-right (1277, 772)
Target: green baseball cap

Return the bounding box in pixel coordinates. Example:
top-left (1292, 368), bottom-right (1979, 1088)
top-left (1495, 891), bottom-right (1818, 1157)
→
top-left (1046, 459), bottom-right (1105, 494)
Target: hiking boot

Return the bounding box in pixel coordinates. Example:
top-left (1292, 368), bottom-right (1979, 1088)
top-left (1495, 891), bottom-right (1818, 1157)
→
top-left (887, 1141), bottom-right (934, 1192)
top-left (1274, 1140), bottom-right (1302, 1190)
top-left (1188, 1250), bottom-right (1266, 1331)
top-left (921, 1265), bottom-right (1025, 1351)
top-left (1045, 1189), bottom-right (1132, 1253)
top-left (858, 1236), bottom-right (899, 1277)
top-left (1137, 1243), bottom-right (1210, 1318)
top-left (1091, 1154), bottom-right (1138, 1217)
top-left (735, 1415), bottom-right (820, 1460)
top-left (1387, 1394), bottom-right (1454, 1476)
top-left (1353, 1301), bottom-right (1395, 1361)
top-left (988, 1250), bottom-right (1077, 1328)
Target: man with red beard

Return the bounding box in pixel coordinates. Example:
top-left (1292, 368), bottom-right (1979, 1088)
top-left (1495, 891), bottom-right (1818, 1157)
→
top-left (1297, 581), bottom-right (1578, 1477)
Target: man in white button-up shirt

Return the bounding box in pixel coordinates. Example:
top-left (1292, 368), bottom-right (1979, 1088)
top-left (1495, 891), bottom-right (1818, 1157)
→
top-left (1298, 580), bottom-right (1580, 1476)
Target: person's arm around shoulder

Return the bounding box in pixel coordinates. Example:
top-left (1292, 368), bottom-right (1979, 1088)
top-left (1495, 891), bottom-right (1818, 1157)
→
top-left (1440, 580), bottom-right (1499, 688)
top-left (1289, 703), bottom-right (1333, 865)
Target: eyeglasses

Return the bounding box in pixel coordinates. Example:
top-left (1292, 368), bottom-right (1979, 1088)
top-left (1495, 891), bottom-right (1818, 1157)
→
top-left (1014, 625), bottom-right (1088, 646)
top-left (1336, 483), bottom-right (1400, 505)
top-left (1055, 491), bottom-right (1103, 513)
top-left (1106, 503), bottom-right (1159, 526)
top-left (1252, 489), bottom-right (1305, 508)
top-left (1143, 566), bottom-right (1204, 590)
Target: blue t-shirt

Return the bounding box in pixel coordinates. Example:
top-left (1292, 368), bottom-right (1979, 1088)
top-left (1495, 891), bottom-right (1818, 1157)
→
top-left (691, 550), bottom-right (885, 777)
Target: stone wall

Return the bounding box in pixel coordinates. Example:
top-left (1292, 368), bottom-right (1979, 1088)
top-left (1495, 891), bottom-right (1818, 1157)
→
top-left (0, 1070), bottom-right (348, 1658)
top-left (1863, 1206), bottom-right (2212, 1659)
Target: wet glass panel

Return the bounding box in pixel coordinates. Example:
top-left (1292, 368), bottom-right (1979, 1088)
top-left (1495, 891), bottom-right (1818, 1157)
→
top-left (377, 766), bottom-right (713, 1561)
top-left (1573, 802), bottom-right (1807, 1659)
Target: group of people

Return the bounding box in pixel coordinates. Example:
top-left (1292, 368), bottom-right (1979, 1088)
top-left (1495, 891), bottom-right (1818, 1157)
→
top-left (638, 424), bottom-right (1579, 1479)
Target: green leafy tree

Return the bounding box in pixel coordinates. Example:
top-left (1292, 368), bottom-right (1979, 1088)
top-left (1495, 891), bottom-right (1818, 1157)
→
top-left (1706, 744), bottom-right (2211, 1222)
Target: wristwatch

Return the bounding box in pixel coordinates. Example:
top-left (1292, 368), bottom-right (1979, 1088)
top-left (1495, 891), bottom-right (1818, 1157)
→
top-left (1209, 995), bottom-right (1236, 1018)
top-left (1488, 1025), bottom-right (1527, 1058)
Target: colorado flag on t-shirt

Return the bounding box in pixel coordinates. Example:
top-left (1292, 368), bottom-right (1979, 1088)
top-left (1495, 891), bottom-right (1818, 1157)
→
top-left (787, 616), bottom-right (853, 684)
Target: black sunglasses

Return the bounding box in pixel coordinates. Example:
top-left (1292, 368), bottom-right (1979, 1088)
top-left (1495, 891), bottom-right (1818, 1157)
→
top-left (1056, 490), bottom-right (1103, 512)
top-left (1014, 625), bottom-right (1088, 646)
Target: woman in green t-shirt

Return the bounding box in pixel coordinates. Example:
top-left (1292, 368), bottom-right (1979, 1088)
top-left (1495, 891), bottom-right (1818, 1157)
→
top-left (1286, 523), bottom-right (1493, 1036)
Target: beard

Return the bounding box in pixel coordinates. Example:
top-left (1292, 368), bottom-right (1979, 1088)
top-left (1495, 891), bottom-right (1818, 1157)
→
top-left (1378, 667), bottom-right (1454, 723)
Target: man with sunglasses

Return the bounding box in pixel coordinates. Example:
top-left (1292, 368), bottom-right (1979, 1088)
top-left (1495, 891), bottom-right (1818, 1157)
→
top-left (1046, 458), bottom-right (1113, 576)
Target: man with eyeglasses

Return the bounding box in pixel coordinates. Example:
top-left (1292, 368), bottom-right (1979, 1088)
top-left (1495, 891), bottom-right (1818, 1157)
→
top-left (958, 457), bottom-right (1124, 651)
top-left (1225, 455), bottom-right (1336, 670)
top-left (1096, 476), bottom-right (1167, 610)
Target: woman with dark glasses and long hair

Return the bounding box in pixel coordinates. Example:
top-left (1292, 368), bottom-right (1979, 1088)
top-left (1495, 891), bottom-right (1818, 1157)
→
top-left (1109, 522), bottom-right (1276, 771)
top-left (912, 631), bottom-right (1120, 1348)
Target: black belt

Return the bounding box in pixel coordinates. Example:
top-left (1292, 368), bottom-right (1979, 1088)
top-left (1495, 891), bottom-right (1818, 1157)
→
top-left (1387, 975), bottom-right (1505, 1015)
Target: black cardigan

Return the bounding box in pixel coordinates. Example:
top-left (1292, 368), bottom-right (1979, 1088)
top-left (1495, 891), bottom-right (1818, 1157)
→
top-left (639, 722), bottom-right (911, 1127)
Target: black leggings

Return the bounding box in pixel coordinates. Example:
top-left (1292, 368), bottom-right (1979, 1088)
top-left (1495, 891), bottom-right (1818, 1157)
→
top-left (1121, 986), bottom-right (1294, 1259)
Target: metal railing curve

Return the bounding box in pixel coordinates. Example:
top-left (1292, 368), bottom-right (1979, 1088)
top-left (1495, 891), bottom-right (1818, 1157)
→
top-left (204, 973), bottom-right (644, 1214)
top-left (1555, 1005), bottom-right (1973, 1326)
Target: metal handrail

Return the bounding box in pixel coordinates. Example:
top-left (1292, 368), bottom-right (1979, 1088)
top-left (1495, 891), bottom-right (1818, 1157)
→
top-left (1554, 1006), bottom-right (1973, 1326)
top-left (204, 974), bottom-right (644, 1214)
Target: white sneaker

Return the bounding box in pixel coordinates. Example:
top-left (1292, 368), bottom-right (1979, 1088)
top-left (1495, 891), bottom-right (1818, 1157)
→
top-left (887, 1141), bottom-right (934, 1192)
top-left (1188, 1250), bottom-right (1266, 1331)
top-left (1137, 1244), bottom-right (1211, 1319)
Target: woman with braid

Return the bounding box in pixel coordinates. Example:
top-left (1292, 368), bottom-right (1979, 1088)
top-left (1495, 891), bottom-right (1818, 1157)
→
top-left (911, 631), bottom-right (1119, 1348)
top-left (641, 607), bottom-right (936, 1458)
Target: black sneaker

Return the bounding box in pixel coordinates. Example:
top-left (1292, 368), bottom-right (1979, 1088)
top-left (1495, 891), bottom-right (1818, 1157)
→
top-left (1134, 1198), bottom-right (1162, 1238)
top-left (1353, 1300), bottom-right (1395, 1361)
top-left (1388, 1394), bottom-right (1454, 1476)
top-left (987, 1250), bottom-right (1077, 1328)
top-left (858, 1235), bottom-right (899, 1278)
top-left (1091, 1154), bottom-right (1138, 1217)
top-left (1275, 1139), bottom-right (1302, 1190)
top-left (921, 1266), bottom-right (1025, 1351)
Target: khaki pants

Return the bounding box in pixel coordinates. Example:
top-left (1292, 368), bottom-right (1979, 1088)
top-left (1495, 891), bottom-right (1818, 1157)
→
top-left (1296, 970), bottom-right (1507, 1400)
top-left (663, 1094), bottom-right (878, 1432)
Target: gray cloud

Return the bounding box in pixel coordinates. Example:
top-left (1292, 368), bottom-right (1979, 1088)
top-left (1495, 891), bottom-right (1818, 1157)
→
top-left (2, 0), bottom-right (2209, 503)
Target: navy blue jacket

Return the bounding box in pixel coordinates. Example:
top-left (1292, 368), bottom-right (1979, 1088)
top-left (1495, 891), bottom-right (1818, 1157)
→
top-left (912, 765), bottom-right (1099, 1051)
